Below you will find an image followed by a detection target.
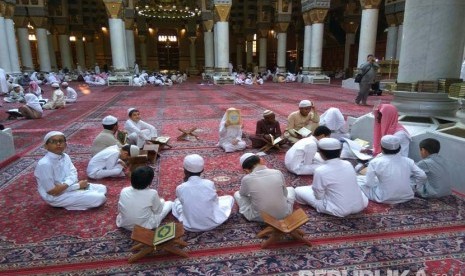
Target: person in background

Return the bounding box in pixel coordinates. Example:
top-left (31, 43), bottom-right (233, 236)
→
top-left (355, 54), bottom-right (379, 106)
top-left (18, 93), bottom-right (43, 119)
top-left (62, 82), bottom-right (77, 103)
top-left (42, 82), bottom-right (65, 110)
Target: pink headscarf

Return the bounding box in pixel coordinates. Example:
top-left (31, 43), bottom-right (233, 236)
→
top-left (29, 81), bottom-right (39, 92)
top-left (373, 104), bottom-right (410, 156)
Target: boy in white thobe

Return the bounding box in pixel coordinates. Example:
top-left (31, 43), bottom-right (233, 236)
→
top-left (125, 107), bottom-right (158, 148)
top-left (285, 126), bottom-right (331, 175)
top-left (172, 154), bottom-right (234, 232)
top-left (116, 166), bottom-right (173, 230)
top-left (358, 135), bottom-right (426, 204)
top-left (234, 153), bottom-right (296, 222)
top-left (87, 144), bottom-right (139, 179)
top-left (218, 108), bottom-right (246, 153)
top-left (34, 131), bottom-right (107, 210)
top-left (43, 82), bottom-right (65, 110)
top-left (295, 138), bottom-right (368, 217)
top-left (62, 82), bottom-right (77, 103)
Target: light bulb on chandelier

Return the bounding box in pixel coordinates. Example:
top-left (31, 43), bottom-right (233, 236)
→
top-left (136, 0), bottom-right (201, 20)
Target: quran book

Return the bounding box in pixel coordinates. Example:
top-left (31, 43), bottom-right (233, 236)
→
top-left (353, 138), bottom-right (370, 148)
top-left (153, 222), bottom-right (176, 246)
top-left (116, 131), bottom-right (127, 145)
top-left (226, 109), bottom-right (241, 125)
top-left (271, 136), bottom-right (283, 145)
top-left (342, 138), bottom-right (372, 161)
top-left (294, 127), bottom-right (311, 138)
top-left (154, 136), bottom-right (170, 144)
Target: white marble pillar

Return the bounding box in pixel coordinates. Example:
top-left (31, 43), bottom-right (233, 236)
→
top-left (344, 33), bottom-right (355, 71)
top-left (85, 41), bottom-right (96, 68)
top-left (302, 24), bottom-right (312, 74)
top-left (36, 28), bottom-right (51, 72)
top-left (204, 31), bottom-right (214, 73)
top-left (385, 25), bottom-right (398, 61)
top-left (125, 29), bottom-right (135, 69)
top-left (47, 34), bottom-right (58, 71)
top-left (216, 21), bottom-right (229, 74)
top-left (59, 34), bottom-right (73, 70)
top-left (5, 18), bottom-right (21, 74)
top-left (258, 37), bottom-right (267, 73)
top-left (75, 38), bottom-right (86, 71)
top-left (357, 8), bottom-right (379, 66)
top-left (246, 40), bottom-right (253, 66)
top-left (17, 28), bottom-right (34, 71)
top-left (277, 32), bottom-right (287, 71)
top-left (108, 18), bottom-right (128, 71)
top-left (214, 24), bottom-right (218, 68)
top-left (396, 24), bottom-right (403, 60)
top-left (0, 17), bottom-right (12, 73)
top-left (398, 0), bottom-right (465, 82)
top-left (310, 22), bottom-right (324, 70)
top-left (236, 41), bottom-right (243, 70)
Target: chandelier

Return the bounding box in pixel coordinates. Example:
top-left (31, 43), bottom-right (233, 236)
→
top-left (136, 0), bottom-right (201, 20)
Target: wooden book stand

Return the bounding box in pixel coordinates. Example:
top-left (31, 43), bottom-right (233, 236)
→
top-left (128, 223), bottom-right (189, 263)
top-left (142, 144), bottom-right (160, 164)
top-left (257, 208), bottom-right (311, 249)
top-left (177, 127), bottom-right (200, 141)
top-left (129, 154), bottom-right (149, 173)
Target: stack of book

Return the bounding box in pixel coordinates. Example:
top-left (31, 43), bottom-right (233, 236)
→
top-left (417, 81), bottom-right (438, 93)
top-left (438, 78), bottom-right (463, 93)
top-left (448, 83), bottom-right (465, 98)
top-left (396, 82), bottom-right (417, 92)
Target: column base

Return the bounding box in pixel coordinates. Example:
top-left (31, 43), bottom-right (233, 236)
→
top-left (301, 73), bottom-right (331, 84)
top-left (391, 91), bottom-right (459, 117)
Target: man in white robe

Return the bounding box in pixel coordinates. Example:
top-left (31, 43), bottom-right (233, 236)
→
top-left (218, 108), bottom-right (246, 152)
top-left (285, 126), bottom-right (331, 175)
top-left (43, 82), bottom-right (65, 109)
top-left (358, 135), bottom-right (426, 204)
top-left (234, 153), bottom-right (296, 222)
top-left (319, 107), bottom-right (350, 140)
top-left (172, 154), bottom-right (234, 232)
top-left (125, 108), bottom-right (158, 148)
top-left (87, 144), bottom-right (139, 179)
top-left (116, 166), bottom-right (173, 230)
top-left (91, 115), bottom-right (123, 156)
top-left (62, 82), bottom-right (78, 103)
top-left (295, 138), bottom-right (369, 217)
top-left (34, 131), bottom-right (107, 210)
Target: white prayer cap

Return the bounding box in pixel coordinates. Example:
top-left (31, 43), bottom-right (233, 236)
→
top-left (44, 131), bottom-right (65, 143)
top-left (51, 82), bottom-right (60, 88)
top-left (183, 154), bottom-right (205, 173)
top-left (127, 107), bottom-right (136, 116)
top-left (129, 145), bottom-right (140, 157)
top-left (12, 83), bottom-right (20, 88)
top-left (102, 115), bottom-right (118, 125)
top-left (61, 82), bottom-right (68, 86)
top-left (263, 110), bottom-right (274, 117)
top-left (299, 100), bottom-right (313, 108)
top-left (240, 152), bottom-right (256, 167)
top-left (381, 135), bottom-right (400, 150)
top-left (24, 72), bottom-right (29, 76)
top-left (318, 138), bottom-right (342, 150)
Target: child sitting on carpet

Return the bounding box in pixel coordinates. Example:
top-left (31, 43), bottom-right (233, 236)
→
top-left (116, 166), bottom-right (173, 231)
top-left (415, 138), bottom-right (452, 198)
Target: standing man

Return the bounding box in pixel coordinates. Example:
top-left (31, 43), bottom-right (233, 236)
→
top-left (285, 100), bottom-right (320, 144)
top-left (355, 54), bottom-right (379, 106)
top-left (91, 115), bottom-right (123, 156)
top-left (34, 131), bottom-right (107, 210)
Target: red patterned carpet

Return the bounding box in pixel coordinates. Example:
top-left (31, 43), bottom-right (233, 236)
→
top-left (1, 79), bottom-right (465, 275)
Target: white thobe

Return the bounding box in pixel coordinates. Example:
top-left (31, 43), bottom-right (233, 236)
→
top-left (295, 158), bottom-right (368, 217)
top-left (172, 176), bottom-right (234, 232)
top-left (285, 136), bottom-right (323, 175)
top-left (133, 77), bottom-right (143, 87)
top-left (86, 145), bottom-right (125, 179)
top-left (218, 125), bottom-right (246, 153)
top-left (116, 186), bottom-right (173, 230)
top-left (125, 119), bottom-right (157, 148)
top-left (358, 153), bottom-right (426, 204)
top-left (34, 152), bottom-right (107, 210)
top-left (42, 89), bottom-right (65, 110)
top-left (65, 87), bottom-right (77, 103)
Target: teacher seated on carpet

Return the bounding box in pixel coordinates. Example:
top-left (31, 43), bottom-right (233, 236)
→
top-left (172, 154), bottom-right (235, 232)
top-left (248, 109), bottom-right (287, 149)
top-left (234, 153), bottom-right (296, 222)
top-left (34, 131), bottom-right (107, 210)
top-left (91, 115), bottom-right (123, 156)
top-left (284, 100), bottom-right (320, 144)
top-left (125, 107), bottom-right (157, 148)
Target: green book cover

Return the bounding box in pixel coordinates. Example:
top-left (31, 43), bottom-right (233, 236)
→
top-left (153, 222), bottom-right (176, 246)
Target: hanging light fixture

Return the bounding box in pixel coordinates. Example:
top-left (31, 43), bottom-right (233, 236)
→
top-left (136, 0), bottom-right (201, 20)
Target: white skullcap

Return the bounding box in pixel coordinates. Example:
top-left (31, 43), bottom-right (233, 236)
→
top-left (318, 138), bottom-right (342, 150)
top-left (381, 135), bottom-right (400, 150)
top-left (61, 82), bottom-right (68, 86)
top-left (129, 145), bottom-right (140, 157)
top-left (183, 154), bottom-right (205, 173)
top-left (239, 152), bottom-right (256, 167)
top-left (51, 82), bottom-right (60, 88)
top-left (12, 83), bottom-right (20, 88)
top-left (299, 100), bottom-right (313, 108)
top-left (102, 115), bottom-right (117, 125)
top-left (127, 107), bottom-right (136, 116)
top-left (263, 110), bottom-right (274, 117)
top-left (24, 72), bottom-right (29, 76)
top-left (44, 131), bottom-right (64, 143)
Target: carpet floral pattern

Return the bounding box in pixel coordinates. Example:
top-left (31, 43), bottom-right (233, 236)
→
top-left (1, 80), bottom-right (464, 275)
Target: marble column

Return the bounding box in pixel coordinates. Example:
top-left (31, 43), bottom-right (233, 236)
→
top-left (36, 28), bottom-right (51, 72)
top-left (84, 36), bottom-right (96, 68)
top-left (0, 16), bottom-right (12, 73)
top-left (310, 22), bottom-right (324, 71)
top-left (246, 38), bottom-right (253, 67)
top-left (213, 23), bottom-right (218, 68)
top-left (344, 33), bottom-right (355, 72)
top-left (5, 18), bottom-right (21, 74)
top-left (213, 2), bottom-right (231, 75)
top-left (398, 0), bottom-right (465, 82)
top-left (385, 25), bottom-right (398, 61)
top-left (302, 22), bottom-right (312, 74)
top-left (277, 32), bottom-right (287, 72)
top-left (104, 0), bottom-right (128, 72)
top-left (75, 35), bottom-right (86, 71)
top-left (396, 24), bottom-right (403, 60)
top-left (138, 35), bottom-right (147, 68)
top-left (48, 33), bottom-right (58, 71)
top-left (258, 34), bottom-right (267, 73)
top-left (16, 27), bottom-right (34, 71)
top-left (189, 36), bottom-right (198, 74)
top-left (357, 1), bottom-right (380, 66)
top-left (125, 28), bottom-right (136, 69)
top-left (59, 34), bottom-right (73, 70)
top-left (203, 20), bottom-right (214, 74)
